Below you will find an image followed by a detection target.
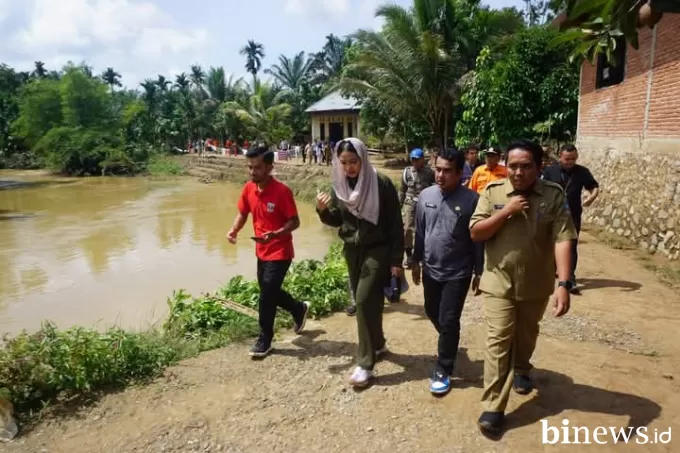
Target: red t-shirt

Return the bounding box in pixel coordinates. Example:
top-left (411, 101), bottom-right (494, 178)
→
top-left (237, 179), bottom-right (297, 261)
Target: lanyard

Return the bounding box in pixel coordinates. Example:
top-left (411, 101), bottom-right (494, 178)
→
top-left (560, 168), bottom-right (573, 192)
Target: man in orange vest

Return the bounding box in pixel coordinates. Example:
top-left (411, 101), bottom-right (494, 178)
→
top-left (468, 147), bottom-right (508, 194)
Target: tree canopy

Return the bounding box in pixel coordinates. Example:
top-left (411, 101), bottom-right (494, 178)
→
top-left (1, 0), bottom-right (592, 173)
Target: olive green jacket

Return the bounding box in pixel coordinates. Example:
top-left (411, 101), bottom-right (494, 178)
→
top-left (317, 172), bottom-right (405, 267)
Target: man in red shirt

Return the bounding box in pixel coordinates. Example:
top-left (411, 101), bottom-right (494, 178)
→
top-left (226, 143), bottom-right (310, 357)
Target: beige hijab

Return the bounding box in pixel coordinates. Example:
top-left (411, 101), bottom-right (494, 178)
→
top-left (331, 137), bottom-right (380, 226)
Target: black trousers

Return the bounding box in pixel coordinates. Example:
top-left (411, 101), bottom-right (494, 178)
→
top-left (423, 274), bottom-right (472, 375)
top-left (571, 214), bottom-right (582, 283)
top-left (257, 259), bottom-right (303, 342)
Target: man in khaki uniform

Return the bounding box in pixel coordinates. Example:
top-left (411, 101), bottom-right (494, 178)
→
top-left (469, 139), bottom-right (577, 436)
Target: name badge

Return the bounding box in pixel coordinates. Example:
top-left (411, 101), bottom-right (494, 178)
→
top-left (425, 203), bottom-right (437, 209)
top-left (493, 204), bottom-right (505, 209)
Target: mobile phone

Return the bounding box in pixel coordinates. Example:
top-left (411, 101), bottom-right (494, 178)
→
top-left (250, 236), bottom-right (265, 243)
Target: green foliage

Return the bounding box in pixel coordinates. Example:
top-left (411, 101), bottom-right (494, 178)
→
top-left (0, 322), bottom-right (180, 411)
top-left (33, 126), bottom-right (124, 175)
top-left (1, 36), bottom-right (348, 174)
top-left (0, 0), bottom-right (588, 176)
top-left (12, 78), bottom-right (63, 148)
top-left (456, 26), bottom-right (579, 146)
top-left (146, 155), bottom-right (184, 176)
top-left (0, 244), bottom-right (349, 414)
top-left (164, 242), bottom-right (349, 338)
top-left (555, 0), bottom-right (680, 64)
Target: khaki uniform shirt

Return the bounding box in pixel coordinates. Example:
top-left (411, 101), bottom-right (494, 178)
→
top-left (469, 178), bottom-right (578, 301)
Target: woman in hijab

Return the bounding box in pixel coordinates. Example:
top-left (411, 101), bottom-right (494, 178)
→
top-left (316, 138), bottom-right (404, 387)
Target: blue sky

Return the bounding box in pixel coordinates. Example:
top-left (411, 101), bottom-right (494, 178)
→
top-left (0, 0), bottom-right (525, 88)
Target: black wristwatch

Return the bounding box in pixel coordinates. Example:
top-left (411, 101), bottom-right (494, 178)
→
top-left (557, 280), bottom-right (573, 291)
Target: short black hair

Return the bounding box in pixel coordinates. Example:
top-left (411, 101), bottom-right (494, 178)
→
top-left (246, 142), bottom-right (274, 164)
top-left (560, 144), bottom-right (578, 154)
top-left (465, 144), bottom-right (480, 153)
top-left (436, 147), bottom-right (465, 171)
top-left (506, 139), bottom-right (543, 167)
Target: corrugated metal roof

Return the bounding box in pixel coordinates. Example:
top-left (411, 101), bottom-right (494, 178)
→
top-left (305, 91), bottom-right (361, 113)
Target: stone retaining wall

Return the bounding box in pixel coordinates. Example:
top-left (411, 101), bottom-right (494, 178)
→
top-left (576, 143), bottom-right (679, 260)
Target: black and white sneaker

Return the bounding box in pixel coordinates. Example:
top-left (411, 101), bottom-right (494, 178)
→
top-left (294, 301), bottom-right (310, 334)
top-left (249, 336), bottom-right (272, 358)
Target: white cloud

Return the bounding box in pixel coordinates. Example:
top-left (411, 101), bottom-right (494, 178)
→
top-left (0, 0), bottom-right (9, 25)
top-left (283, 0), bottom-right (351, 19)
top-left (4, 0), bottom-right (209, 87)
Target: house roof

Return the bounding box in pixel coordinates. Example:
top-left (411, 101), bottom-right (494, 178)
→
top-left (305, 91), bottom-right (361, 113)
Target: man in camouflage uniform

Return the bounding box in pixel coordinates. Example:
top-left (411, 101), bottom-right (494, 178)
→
top-left (400, 148), bottom-right (435, 269)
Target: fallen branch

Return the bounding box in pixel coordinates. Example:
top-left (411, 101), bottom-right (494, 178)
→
top-left (203, 294), bottom-right (259, 319)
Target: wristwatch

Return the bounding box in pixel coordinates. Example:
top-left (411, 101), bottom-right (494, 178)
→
top-left (557, 280), bottom-right (573, 291)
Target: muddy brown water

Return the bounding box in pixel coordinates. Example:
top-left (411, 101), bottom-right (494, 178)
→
top-left (0, 170), bottom-right (335, 335)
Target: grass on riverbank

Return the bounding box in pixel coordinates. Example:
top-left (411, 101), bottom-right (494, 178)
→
top-left (146, 155), bottom-right (185, 176)
top-left (0, 243), bottom-right (349, 418)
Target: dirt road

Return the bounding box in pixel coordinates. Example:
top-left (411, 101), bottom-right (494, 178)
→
top-left (5, 231), bottom-right (680, 453)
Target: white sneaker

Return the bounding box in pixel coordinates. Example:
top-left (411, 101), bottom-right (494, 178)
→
top-left (349, 366), bottom-right (374, 387)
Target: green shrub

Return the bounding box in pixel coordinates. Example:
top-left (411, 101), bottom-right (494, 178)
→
top-left (0, 323), bottom-right (180, 411)
top-left (0, 243), bottom-right (350, 414)
top-left (164, 242), bottom-right (349, 336)
top-left (146, 154), bottom-right (184, 176)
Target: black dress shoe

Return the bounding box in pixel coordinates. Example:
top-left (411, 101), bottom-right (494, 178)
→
top-left (513, 374), bottom-right (534, 395)
top-left (478, 411), bottom-right (504, 435)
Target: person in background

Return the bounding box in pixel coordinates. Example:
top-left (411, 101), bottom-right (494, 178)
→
top-left (226, 143), bottom-right (310, 358)
top-left (541, 144), bottom-right (600, 294)
top-left (316, 141), bottom-right (323, 165)
top-left (316, 138), bottom-right (404, 387)
top-left (325, 141), bottom-right (332, 166)
top-left (412, 147), bottom-right (483, 395)
top-left (302, 142), bottom-right (309, 164)
top-left (399, 148), bottom-right (436, 269)
top-left (462, 145), bottom-right (481, 186)
top-left (468, 146), bottom-right (508, 194)
top-left (469, 139), bottom-right (576, 435)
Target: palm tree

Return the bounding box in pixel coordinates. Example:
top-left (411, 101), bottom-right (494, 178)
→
top-left (338, 0), bottom-right (466, 148)
top-left (101, 67), bottom-right (122, 93)
top-left (205, 67), bottom-right (228, 103)
top-left (264, 52), bottom-right (314, 92)
top-left (190, 65), bottom-right (205, 91)
top-left (175, 73), bottom-right (190, 92)
top-left (222, 83), bottom-right (292, 144)
top-left (156, 75), bottom-right (171, 92)
top-left (81, 64), bottom-right (94, 78)
top-left (311, 34), bottom-right (352, 85)
top-left (32, 61), bottom-right (47, 78)
top-left (239, 40), bottom-right (265, 87)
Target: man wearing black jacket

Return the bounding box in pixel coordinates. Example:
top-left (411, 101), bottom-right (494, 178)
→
top-left (542, 144), bottom-right (600, 294)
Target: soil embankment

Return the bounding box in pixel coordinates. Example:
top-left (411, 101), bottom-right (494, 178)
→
top-left (184, 155), bottom-right (336, 202)
top-left (4, 157), bottom-right (680, 453)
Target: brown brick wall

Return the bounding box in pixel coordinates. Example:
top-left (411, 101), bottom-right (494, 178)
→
top-left (646, 14), bottom-right (680, 138)
top-left (578, 14), bottom-right (680, 145)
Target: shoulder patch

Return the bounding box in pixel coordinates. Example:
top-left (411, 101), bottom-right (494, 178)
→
top-left (485, 179), bottom-right (506, 190)
top-left (542, 180), bottom-right (565, 192)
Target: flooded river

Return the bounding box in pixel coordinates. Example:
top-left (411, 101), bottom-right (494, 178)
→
top-left (0, 171), bottom-right (335, 335)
